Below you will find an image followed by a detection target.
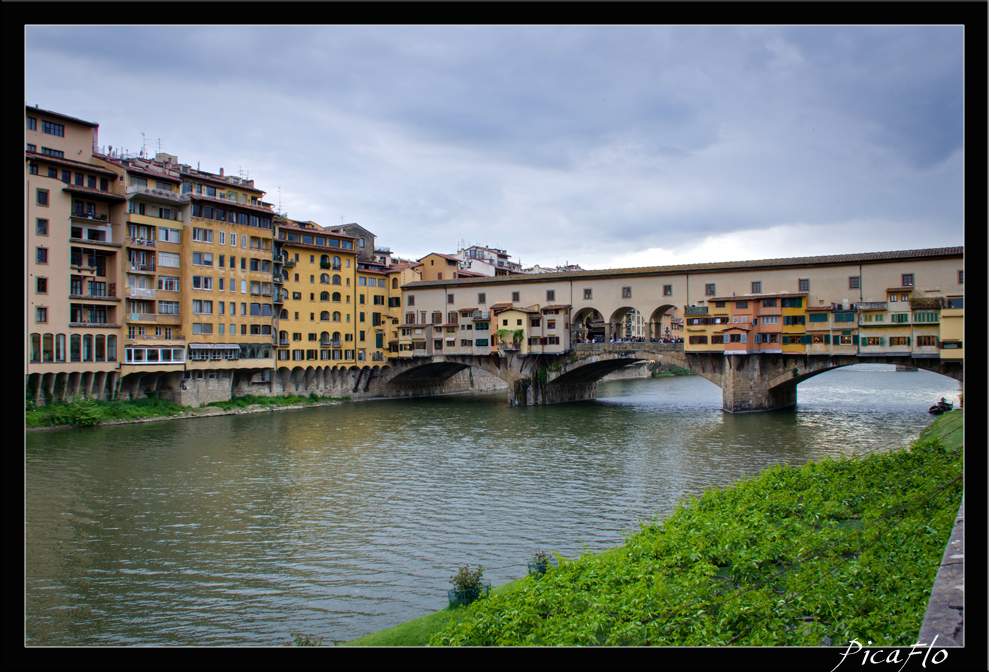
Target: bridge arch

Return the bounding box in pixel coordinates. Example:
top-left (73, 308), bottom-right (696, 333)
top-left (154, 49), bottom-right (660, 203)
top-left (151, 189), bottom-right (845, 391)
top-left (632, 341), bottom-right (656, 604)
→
top-left (572, 307), bottom-right (605, 342)
top-left (648, 303), bottom-right (679, 341)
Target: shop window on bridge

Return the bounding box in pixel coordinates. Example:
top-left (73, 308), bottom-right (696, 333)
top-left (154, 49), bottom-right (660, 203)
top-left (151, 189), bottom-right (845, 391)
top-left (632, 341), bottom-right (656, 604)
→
top-left (689, 335), bottom-right (708, 345)
top-left (711, 335), bottom-right (725, 344)
top-left (809, 312), bottom-right (829, 322)
top-left (917, 335), bottom-right (938, 347)
top-left (833, 312), bottom-right (856, 322)
top-left (475, 339), bottom-right (489, 347)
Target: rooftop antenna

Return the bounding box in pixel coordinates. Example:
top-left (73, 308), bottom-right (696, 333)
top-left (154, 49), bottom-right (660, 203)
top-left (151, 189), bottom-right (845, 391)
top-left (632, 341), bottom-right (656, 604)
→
top-left (157, 137), bottom-right (162, 155)
top-left (278, 187), bottom-right (282, 214)
top-left (140, 132), bottom-right (146, 158)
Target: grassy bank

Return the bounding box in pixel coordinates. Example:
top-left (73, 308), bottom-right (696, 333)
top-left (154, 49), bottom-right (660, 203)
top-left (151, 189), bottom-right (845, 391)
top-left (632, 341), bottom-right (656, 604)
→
top-left (341, 410), bottom-right (962, 647)
top-left (25, 393), bottom-right (349, 428)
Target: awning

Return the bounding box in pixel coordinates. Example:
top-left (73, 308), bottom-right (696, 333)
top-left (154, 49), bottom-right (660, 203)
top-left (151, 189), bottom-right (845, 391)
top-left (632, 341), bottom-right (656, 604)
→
top-left (188, 343), bottom-right (241, 350)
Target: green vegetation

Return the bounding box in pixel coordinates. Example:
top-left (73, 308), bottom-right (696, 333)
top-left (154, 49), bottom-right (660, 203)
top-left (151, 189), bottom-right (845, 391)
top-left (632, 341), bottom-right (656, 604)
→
top-left (25, 396), bottom-right (189, 428)
top-left (204, 393), bottom-right (348, 411)
top-left (429, 425), bottom-right (962, 645)
top-left (652, 365), bottom-right (696, 378)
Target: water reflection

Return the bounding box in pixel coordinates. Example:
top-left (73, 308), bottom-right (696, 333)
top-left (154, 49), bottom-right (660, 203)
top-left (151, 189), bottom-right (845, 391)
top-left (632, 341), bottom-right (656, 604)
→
top-left (26, 365), bottom-right (960, 645)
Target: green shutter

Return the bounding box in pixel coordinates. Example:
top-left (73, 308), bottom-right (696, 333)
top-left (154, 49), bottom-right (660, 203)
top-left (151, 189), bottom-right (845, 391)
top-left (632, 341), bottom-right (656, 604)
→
top-left (824, 335), bottom-right (831, 344)
top-left (907, 337), bottom-right (911, 346)
top-left (853, 335), bottom-right (859, 345)
top-left (801, 335), bottom-right (810, 345)
top-left (880, 337), bottom-right (885, 346)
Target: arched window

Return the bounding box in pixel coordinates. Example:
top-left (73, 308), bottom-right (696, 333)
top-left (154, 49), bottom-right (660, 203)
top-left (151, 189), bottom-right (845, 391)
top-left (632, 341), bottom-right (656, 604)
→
top-left (332, 292), bottom-right (341, 302)
top-left (392, 278), bottom-right (398, 289)
top-left (320, 255), bottom-right (329, 265)
top-left (320, 311), bottom-right (330, 321)
top-left (320, 273), bottom-right (330, 284)
top-left (332, 256), bottom-right (341, 270)
top-left (83, 334), bottom-right (93, 362)
top-left (332, 311), bottom-right (341, 322)
top-left (70, 334), bottom-right (81, 362)
top-left (281, 270), bottom-right (288, 280)
top-left (30, 333), bottom-right (41, 362)
top-left (332, 331), bottom-right (341, 343)
top-left (320, 291), bottom-right (330, 301)
top-left (320, 331), bottom-right (329, 343)
top-left (332, 274), bottom-right (341, 285)
top-left (107, 334), bottom-right (116, 362)
top-left (55, 334), bottom-right (66, 362)
top-left (279, 309), bottom-right (288, 319)
top-left (279, 330), bottom-right (288, 340)
top-left (95, 334), bottom-right (106, 362)
top-left (42, 333), bottom-right (54, 362)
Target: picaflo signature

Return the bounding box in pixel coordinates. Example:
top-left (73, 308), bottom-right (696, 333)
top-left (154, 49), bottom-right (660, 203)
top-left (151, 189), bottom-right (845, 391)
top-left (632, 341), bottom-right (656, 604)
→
top-left (831, 637), bottom-right (948, 672)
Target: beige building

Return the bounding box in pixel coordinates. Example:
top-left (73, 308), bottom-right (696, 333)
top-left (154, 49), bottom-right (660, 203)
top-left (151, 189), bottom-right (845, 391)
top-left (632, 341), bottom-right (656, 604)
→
top-left (27, 106), bottom-right (126, 401)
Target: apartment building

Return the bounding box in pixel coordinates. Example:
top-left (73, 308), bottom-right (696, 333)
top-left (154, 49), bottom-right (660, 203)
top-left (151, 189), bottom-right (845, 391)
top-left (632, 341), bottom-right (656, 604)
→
top-left (26, 106), bottom-right (125, 402)
top-left (455, 244), bottom-right (523, 276)
top-left (274, 218), bottom-right (359, 366)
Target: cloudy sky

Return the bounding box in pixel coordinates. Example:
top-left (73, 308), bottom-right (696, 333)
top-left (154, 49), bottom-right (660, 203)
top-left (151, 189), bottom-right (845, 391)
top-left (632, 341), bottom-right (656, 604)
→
top-left (25, 25), bottom-right (964, 270)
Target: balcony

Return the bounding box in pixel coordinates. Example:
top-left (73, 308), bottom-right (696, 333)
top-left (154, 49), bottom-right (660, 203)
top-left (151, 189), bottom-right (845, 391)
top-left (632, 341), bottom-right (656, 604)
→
top-left (126, 237), bottom-right (157, 249)
top-left (321, 340), bottom-right (342, 348)
top-left (69, 321), bottom-right (120, 329)
top-left (69, 238), bottom-right (121, 250)
top-left (273, 294), bottom-right (285, 304)
top-left (70, 293), bottom-right (120, 303)
top-left (858, 302), bottom-right (888, 311)
top-left (283, 258), bottom-right (296, 268)
top-left (129, 312), bottom-right (158, 323)
top-left (684, 306), bottom-right (709, 316)
top-left (273, 276), bottom-right (283, 284)
top-left (129, 262), bottom-right (156, 274)
top-left (126, 183), bottom-right (188, 205)
top-left (128, 287), bottom-right (156, 299)
top-left (279, 339), bottom-right (289, 347)
top-left (372, 351), bottom-right (385, 361)
top-left (70, 212), bottom-right (109, 223)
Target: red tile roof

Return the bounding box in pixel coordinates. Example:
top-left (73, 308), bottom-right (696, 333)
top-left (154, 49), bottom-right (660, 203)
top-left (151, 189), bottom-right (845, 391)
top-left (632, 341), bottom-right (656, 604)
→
top-left (61, 184), bottom-right (127, 202)
top-left (26, 105), bottom-right (98, 127)
top-left (404, 248), bottom-right (964, 288)
top-left (27, 152), bottom-right (119, 176)
top-left (190, 194), bottom-right (275, 214)
top-left (706, 292), bottom-right (808, 302)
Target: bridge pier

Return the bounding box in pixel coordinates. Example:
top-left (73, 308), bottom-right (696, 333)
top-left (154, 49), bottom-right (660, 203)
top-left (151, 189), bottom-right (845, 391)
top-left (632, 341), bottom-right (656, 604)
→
top-left (508, 378), bottom-right (597, 406)
top-left (721, 353), bottom-right (798, 413)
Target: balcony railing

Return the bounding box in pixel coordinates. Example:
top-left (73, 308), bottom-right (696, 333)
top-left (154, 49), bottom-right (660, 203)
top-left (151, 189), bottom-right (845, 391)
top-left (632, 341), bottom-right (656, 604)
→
top-left (279, 339), bottom-right (289, 347)
top-left (273, 276), bottom-right (283, 284)
top-left (126, 237), bottom-right (157, 248)
top-left (129, 262), bottom-right (156, 273)
top-left (372, 351), bottom-right (384, 361)
top-left (858, 302), bottom-right (888, 311)
top-left (71, 212), bottom-right (109, 222)
top-left (128, 287), bottom-right (156, 299)
top-left (125, 184), bottom-right (188, 205)
top-left (283, 258), bottom-right (296, 267)
top-left (321, 340), bottom-right (343, 348)
top-left (129, 312), bottom-right (157, 322)
top-left (684, 306), bottom-right (709, 316)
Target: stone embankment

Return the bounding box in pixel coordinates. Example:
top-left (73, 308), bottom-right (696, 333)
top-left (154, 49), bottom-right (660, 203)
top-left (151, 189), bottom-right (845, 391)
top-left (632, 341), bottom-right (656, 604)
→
top-left (918, 496), bottom-right (964, 646)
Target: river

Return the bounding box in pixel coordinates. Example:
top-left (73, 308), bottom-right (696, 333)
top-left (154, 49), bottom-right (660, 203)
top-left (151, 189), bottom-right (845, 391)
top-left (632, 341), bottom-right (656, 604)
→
top-left (25, 365), bottom-right (961, 646)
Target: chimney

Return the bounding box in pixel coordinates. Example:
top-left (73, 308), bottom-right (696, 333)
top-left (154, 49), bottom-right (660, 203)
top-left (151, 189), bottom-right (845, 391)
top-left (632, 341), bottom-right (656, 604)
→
top-left (219, 167), bottom-right (224, 176)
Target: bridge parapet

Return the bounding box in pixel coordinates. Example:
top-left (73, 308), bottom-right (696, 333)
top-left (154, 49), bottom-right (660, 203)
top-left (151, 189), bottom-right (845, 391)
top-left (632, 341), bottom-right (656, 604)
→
top-left (572, 342), bottom-right (684, 354)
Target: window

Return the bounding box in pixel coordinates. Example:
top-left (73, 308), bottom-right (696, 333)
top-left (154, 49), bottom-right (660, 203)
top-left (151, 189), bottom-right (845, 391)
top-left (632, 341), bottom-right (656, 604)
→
top-left (798, 278), bottom-right (810, 292)
top-left (37, 189), bottom-right (49, 206)
top-left (41, 147), bottom-right (64, 158)
top-left (35, 218), bottom-right (49, 236)
top-left (159, 227), bottom-right (181, 243)
top-left (901, 274), bottom-right (914, 287)
top-left (478, 293), bottom-right (486, 304)
top-left (29, 162), bottom-right (38, 175)
top-left (36, 307), bottom-right (48, 323)
top-left (621, 287), bottom-right (631, 299)
top-left (547, 290), bottom-right (555, 302)
top-left (48, 167), bottom-right (58, 179)
top-left (751, 282), bottom-right (761, 294)
top-left (192, 252), bottom-right (213, 266)
top-left (512, 291), bottom-right (520, 302)
top-left (192, 227), bottom-right (213, 242)
top-left (958, 270), bottom-right (963, 284)
top-left (705, 283), bottom-right (716, 296)
top-left (41, 120), bottom-right (65, 136)
top-left (761, 315), bottom-right (779, 324)
top-left (192, 275), bottom-right (213, 290)
top-left (849, 276), bottom-right (860, 290)
top-left (890, 313), bottom-right (909, 323)
top-left (890, 337), bottom-right (909, 347)
top-left (158, 276), bottom-right (180, 292)
top-left (917, 336), bottom-right (938, 347)
top-left (946, 297), bottom-right (963, 309)
top-left (36, 277), bottom-right (48, 293)
top-left (809, 312), bottom-right (829, 323)
top-left (27, 116), bottom-right (37, 131)
top-left (736, 301), bottom-right (748, 309)
top-left (36, 247), bottom-right (48, 264)
top-left (663, 285), bottom-right (672, 297)
top-left (87, 176), bottom-right (96, 189)
top-left (159, 301), bottom-right (180, 314)
top-left (192, 300), bottom-right (213, 314)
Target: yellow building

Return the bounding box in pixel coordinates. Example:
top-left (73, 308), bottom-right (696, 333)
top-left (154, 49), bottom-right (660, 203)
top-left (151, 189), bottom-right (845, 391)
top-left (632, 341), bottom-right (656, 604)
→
top-left (780, 295), bottom-right (808, 353)
top-left (938, 294), bottom-right (963, 360)
top-left (274, 218), bottom-right (358, 367)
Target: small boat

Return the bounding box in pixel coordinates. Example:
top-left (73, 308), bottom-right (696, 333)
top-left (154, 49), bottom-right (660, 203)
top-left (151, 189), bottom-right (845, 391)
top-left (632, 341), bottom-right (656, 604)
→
top-left (928, 398), bottom-right (953, 415)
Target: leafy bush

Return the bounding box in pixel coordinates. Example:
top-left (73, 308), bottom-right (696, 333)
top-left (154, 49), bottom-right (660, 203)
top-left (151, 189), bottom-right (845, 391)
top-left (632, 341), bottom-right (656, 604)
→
top-left (451, 564), bottom-right (485, 594)
top-left (431, 437), bottom-right (963, 646)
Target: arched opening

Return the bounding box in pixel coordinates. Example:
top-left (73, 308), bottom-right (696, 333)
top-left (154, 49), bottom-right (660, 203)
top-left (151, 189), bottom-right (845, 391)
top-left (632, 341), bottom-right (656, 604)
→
top-left (332, 292), bottom-right (341, 302)
top-left (321, 273), bottom-right (330, 284)
top-left (649, 303), bottom-right (679, 342)
top-left (320, 311), bottom-right (330, 321)
top-left (320, 291), bottom-right (330, 301)
top-left (571, 308), bottom-right (605, 343)
top-left (332, 274), bottom-right (341, 285)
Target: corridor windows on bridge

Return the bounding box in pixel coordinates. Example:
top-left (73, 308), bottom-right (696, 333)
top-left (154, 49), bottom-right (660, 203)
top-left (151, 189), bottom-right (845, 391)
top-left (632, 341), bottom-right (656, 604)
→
top-left (546, 290), bottom-right (555, 301)
top-left (478, 293), bottom-right (486, 304)
top-left (583, 289), bottom-right (592, 300)
top-left (957, 270), bottom-right (963, 284)
top-left (705, 283), bottom-right (716, 296)
top-left (407, 295), bottom-right (415, 306)
top-left (448, 293), bottom-right (455, 305)
top-left (751, 282), bottom-right (761, 294)
top-left (622, 287), bottom-right (631, 299)
top-left (798, 278), bottom-right (810, 292)
top-left (512, 292), bottom-right (520, 302)
top-left (849, 276), bottom-right (860, 290)
top-left (663, 285), bottom-right (672, 296)
top-left (901, 274), bottom-right (914, 287)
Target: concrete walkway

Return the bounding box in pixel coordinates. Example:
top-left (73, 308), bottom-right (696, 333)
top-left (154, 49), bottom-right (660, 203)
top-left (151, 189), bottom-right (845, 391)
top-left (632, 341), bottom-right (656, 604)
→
top-left (917, 496), bottom-right (964, 646)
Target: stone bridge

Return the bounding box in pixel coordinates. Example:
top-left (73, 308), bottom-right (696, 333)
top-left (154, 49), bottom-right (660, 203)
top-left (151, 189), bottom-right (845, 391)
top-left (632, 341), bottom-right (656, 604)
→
top-left (379, 343), bottom-right (963, 412)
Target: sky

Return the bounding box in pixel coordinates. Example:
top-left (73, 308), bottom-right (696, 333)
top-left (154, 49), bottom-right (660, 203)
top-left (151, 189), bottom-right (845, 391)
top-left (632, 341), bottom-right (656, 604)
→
top-left (25, 25), bottom-right (965, 270)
